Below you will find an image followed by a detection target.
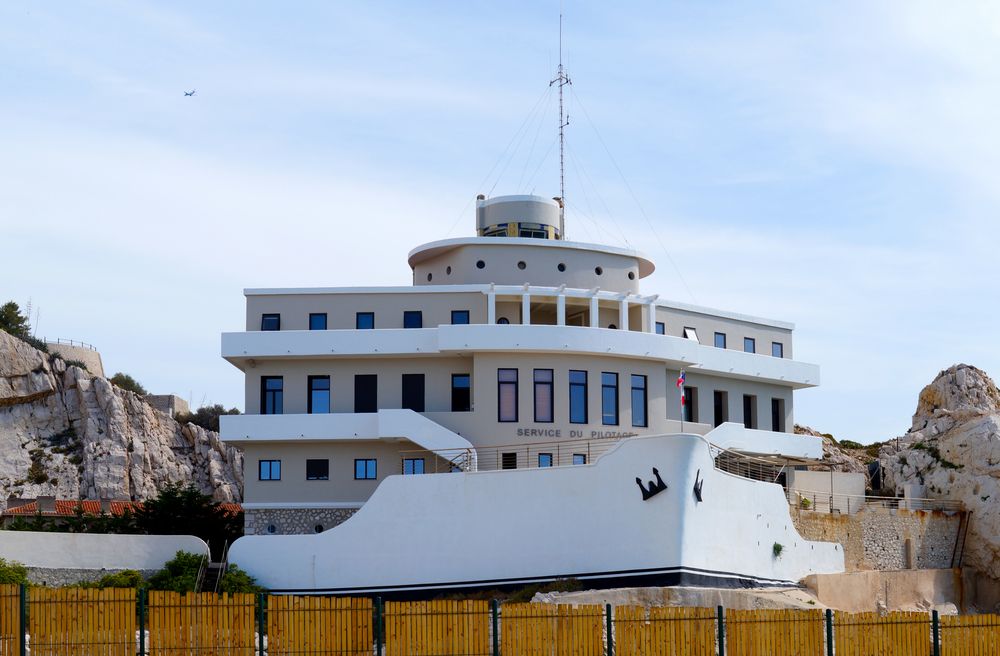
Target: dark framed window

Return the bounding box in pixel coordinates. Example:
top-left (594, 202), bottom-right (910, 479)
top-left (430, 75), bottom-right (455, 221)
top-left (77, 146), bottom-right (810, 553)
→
top-left (354, 459), bottom-right (377, 480)
top-left (401, 373), bottom-right (425, 412)
top-left (713, 390), bottom-right (729, 427)
top-left (356, 312), bottom-right (375, 329)
top-left (771, 398), bottom-right (785, 432)
top-left (306, 459), bottom-right (329, 481)
top-left (569, 370), bottom-right (588, 424)
top-left (533, 369), bottom-right (554, 423)
top-left (309, 313), bottom-right (327, 330)
top-left (261, 377), bottom-right (283, 415)
top-left (631, 374), bottom-right (648, 427)
top-left (573, 453), bottom-right (587, 465)
top-left (354, 374), bottom-right (377, 413)
top-left (772, 342), bottom-right (784, 358)
top-left (308, 376), bottom-right (330, 414)
top-left (744, 337), bottom-right (756, 354)
top-left (682, 386), bottom-right (697, 423)
top-left (714, 332), bottom-right (727, 349)
top-left (655, 322), bottom-right (665, 335)
top-left (501, 452), bottom-right (517, 470)
top-left (403, 311), bottom-right (423, 329)
top-left (261, 314), bottom-right (280, 331)
top-left (403, 458), bottom-right (425, 475)
top-left (258, 460), bottom-right (281, 481)
top-left (683, 327), bottom-right (699, 342)
top-left (498, 369), bottom-right (518, 422)
top-left (451, 374), bottom-right (471, 412)
top-left (538, 453), bottom-right (553, 468)
top-left (451, 310), bottom-right (470, 325)
top-left (601, 372), bottom-right (619, 426)
top-left (743, 394), bottom-right (757, 429)
top-left (497, 317), bottom-right (510, 325)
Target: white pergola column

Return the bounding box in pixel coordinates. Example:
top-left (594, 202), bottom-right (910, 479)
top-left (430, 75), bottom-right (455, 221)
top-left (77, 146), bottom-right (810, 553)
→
top-left (487, 292), bottom-right (496, 324)
top-left (619, 296), bottom-right (629, 331)
top-left (521, 290), bottom-right (531, 325)
top-left (645, 294), bottom-right (659, 333)
top-left (556, 294), bottom-right (566, 326)
top-left (589, 295), bottom-right (600, 328)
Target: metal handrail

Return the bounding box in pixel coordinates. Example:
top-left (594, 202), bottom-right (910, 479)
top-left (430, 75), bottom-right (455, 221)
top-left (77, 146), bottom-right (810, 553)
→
top-left (399, 435), bottom-right (627, 472)
top-left (44, 337), bottom-right (97, 350)
top-left (787, 489), bottom-right (964, 513)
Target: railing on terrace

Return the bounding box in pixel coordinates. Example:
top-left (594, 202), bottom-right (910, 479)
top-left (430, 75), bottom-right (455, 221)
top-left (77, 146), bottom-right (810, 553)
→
top-left (43, 337), bottom-right (97, 350)
top-left (401, 436), bottom-right (626, 472)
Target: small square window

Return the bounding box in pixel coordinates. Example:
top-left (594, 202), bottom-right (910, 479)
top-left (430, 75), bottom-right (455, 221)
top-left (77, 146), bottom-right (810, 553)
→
top-left (538, 453), bottom-right (553, 468)
top-left (683, 327), bottom-right (699, 342)
top-left (501, 452), bottom-right (517, 470)
top-left (744, 337), bottom-right (756, 354)
top-left (655, 322), bottom-right (665, 335)
top-left (403, 458), bottom-right (425, 475)
top-left (258, 459), bottom-right (281, 481)
top-left (573, 454), bottom-right (587, 465)
top-left (403, 311), bottom-right (423, 329)
top-left (309, 313), bottom-right (327, 330)
top-left (451, 310), bottom-right (470, 325)
top-left (714, 332), bottom-right (726, 349)
top-left (772, 342), bottom-right (784, 358)
top-left (306, 459), bottom-right (329, 481)
top-left (356, 312), bottom-right (375, 329)
top-left (354, 458), bottom-right (377, 480)
top-left (261, 314), bottom-right (280, 331)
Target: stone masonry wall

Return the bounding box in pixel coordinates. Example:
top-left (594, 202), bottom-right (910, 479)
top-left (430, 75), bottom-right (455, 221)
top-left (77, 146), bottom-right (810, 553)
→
top-left (792, 506), bottom-right (962, 572)
top-left (244, 508), bottom-right (359, 536)
top-left (27, 568), bottom-right (159, 587)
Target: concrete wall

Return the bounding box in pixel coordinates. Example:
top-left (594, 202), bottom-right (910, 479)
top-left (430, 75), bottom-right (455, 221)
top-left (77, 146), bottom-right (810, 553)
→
top-left (791, 507), bottom-right (962, 572)
top-left (47, 343), bottom-right (105, 378)
top-left (0, 531), bottom-right (209, 571)
top-left (145, 394), bottom-right (190, 418)
top-left (786, 470), bottom-right (866, 514)
top-left (653, 306), bottom-right (793, 360)
top-left (803, 568), bottom-right (977, 613)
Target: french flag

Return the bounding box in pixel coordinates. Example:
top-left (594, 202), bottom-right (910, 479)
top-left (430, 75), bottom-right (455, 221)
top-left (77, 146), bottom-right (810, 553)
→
top-left (676, 370), bottom-right (686, 405)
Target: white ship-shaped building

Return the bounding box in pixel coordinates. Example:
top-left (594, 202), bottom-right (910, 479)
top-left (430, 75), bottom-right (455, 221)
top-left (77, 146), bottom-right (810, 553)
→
top-left (222, 193), bottom-right (846, 594)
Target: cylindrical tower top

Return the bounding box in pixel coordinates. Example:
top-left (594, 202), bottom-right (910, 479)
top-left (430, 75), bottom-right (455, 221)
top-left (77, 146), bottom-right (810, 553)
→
top-left (476, 194), bottom-right (563, 240)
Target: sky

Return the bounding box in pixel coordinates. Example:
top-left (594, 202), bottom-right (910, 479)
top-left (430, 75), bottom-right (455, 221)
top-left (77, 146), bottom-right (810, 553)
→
top-left (2, 1), bottom-right (998, 444)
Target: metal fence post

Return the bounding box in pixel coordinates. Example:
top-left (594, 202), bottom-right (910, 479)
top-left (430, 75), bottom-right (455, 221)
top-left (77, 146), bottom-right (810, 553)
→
top-left (138, 588), bottom-right (146, 656)
top-left (605, 604), bottom-right (613, 656)
top-left (932, 609), bottom-right (940, 656)
top-left (257, 592), bottom-right (266, 656)
top-left (716, 605), bottom-right (725, 656)
top-left (375, 596), bottom-right (384, 656)
top-left (18, 583), bottom-right (27, 656)
top-left (825, 608), bottom-right (833, 656)
top-left (491, 599), bottom-right (499, 656)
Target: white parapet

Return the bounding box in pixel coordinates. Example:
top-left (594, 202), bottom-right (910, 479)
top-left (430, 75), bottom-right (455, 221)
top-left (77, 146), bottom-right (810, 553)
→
top-left (707, 422), bottom-right (824, 460)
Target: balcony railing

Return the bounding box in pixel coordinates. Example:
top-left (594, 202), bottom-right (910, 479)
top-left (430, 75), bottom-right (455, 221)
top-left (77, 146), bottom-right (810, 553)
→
top-left (401, 435), bottom-right (627, 473)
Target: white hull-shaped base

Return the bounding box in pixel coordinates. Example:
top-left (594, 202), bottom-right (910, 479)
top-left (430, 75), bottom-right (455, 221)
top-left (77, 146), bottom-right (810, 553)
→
top-left (229, 433), bottom-right (844, 594)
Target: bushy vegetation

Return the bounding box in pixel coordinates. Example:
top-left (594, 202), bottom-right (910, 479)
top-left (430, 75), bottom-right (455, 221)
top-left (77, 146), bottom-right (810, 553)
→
top-left (110, 372), bottom-right (147, 396)
top-left (63, 359), bottom-right (89, 372)
top-left (175, 404), bottom-right (241, 432)
top-left (0, 558), bottom-right (29, 585)
top-left (78, 554), bottom-right (262, 593)
top-left (0, 300), bottom-right (47, 352)
top-left (839, 440), bottom-right (865, 450)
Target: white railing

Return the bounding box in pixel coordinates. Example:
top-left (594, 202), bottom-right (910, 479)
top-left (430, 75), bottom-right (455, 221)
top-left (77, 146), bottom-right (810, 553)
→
top-left (787, 489), bottom-right (963, 514)
top-left (400, 435), bottom-right (626, 473)
top-left (45, 338), bottom-right (97, 351)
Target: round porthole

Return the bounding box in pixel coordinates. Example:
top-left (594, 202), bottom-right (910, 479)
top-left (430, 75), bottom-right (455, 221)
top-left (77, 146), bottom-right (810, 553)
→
top-left (497, 317), bottom-right (510, 324)
top-left (517, 261), bottom-right (527, 270)
top-left (314, 524), bottom-right (324, 533)
top-left (266, 524), bottom-right (277, 534)
top-left (609, 324), bottom-right (617, 330)
top-left (476, 260), bottom-right (486, 269)
top-left (595, 266), bottom-right (604, 276)
top-left (446, 266), bottom-right (452, 275)
top-left (628, 271), bottom-right (636, 280)
top-left (426, 272), bottom-right (433, 282)
top-left (557, 263), bottom-right (566, 272)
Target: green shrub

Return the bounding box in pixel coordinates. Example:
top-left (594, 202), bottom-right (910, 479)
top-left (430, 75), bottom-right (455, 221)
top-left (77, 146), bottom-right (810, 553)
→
top-left (0, 557), bottom-right (29, 584)
top-left (0, 302), bottom-right (30, 338)
top-left (63, 359), bottom-right (89, 372)
top-left (175, 404), bottom-right (241, 433)
top-left (146, 551), bottom-right (205, 593)
top-left (219, 564), bottom-right (263, 594)
top-left (772, 542), bottom-right (784, 558)
top-left (110, 372), bottom-right (147, 396)
top-left (80, 569), bottom-right (145, 589)
top-left (839, 440), bottom-right (864, 450)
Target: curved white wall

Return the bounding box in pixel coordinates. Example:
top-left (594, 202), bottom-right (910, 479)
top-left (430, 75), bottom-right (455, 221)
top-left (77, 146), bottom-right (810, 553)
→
top-left (0, 532), bottom-right (209, 570)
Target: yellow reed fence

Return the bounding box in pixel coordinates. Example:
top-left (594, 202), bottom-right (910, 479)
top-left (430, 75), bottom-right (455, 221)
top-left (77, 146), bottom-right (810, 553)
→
top-left (0, 585), bottom-right (21, 656)
top-left (501, 603), bottom-right (604, 656)
top-left (267, 595), bottom-right (373, 655)
top-left (726, 608), bottom-right (825, 656)
top-left (27, 586), bottom-right (135, 656)
top-left (384, 599), bottom-right (490, 656)
top-left (940, 613), bottom-right (1000, 656)
top-left (834, 611), bottom-right (930, 656)
top-left (147, 591), bottom-right (255, 655)
top-left (614, 605), bottom-right (716, 656)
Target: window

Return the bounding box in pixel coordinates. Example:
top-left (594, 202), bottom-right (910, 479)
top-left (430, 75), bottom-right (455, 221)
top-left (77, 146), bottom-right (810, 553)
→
top-left (682, 386), bottom-right (697, 423)
top-left (533, 369), bottom-right (554, 423)
top-left (683, 327), bottom-right (699, 342)
top-left (476, 260), bottom-right (486, 269)
top-left (714, 332), bottom-right (727, 349)
top-left (631, 374), bottom-right (647, 427)
top-left (538, 453), bottom-right (553, 468)
top-left (569, 370), bottom-right (588, 424)
top-left (258, 460), bottom-right (281, 481)
top-left (354, 459), bottom-right (377, 480)
top-left (744, 337), bottom-right (756, 354)
top-left (451, 374), bottom-right (471, 412)
top-left (401, 374), bottom-right (425, 412)
top-left (261, 314), bottom-right (280, 331)
top-left (655, 322), bottom-right (665, 335)
top-left (261, 377), bottom-right (283, 415)
top-left (772, 342), bottom-right (784, 358)
top-left (354, 374), bottom-right (377, 413)
top-left (608, 324), bottom-right (617, 330)
top-left (501, 452), bottom-right (517, 469)
top-left (309, 313), bottom-right (327, 330)
top-left (308, 376), bottom-right (330, 414)
top-left (403, 458), bottom-right (425, 475)
top-left (601, 372), bottom-right (619, 426)
top-left (451, 310), bottom-right (470, 325)
top-left (713, 390), bottom-right (729, 427)
top-left (403, 311), bottom-right (423, 329)
top-left (356, 312), bottom-right (374, 329)
top-left (306, 459), bottom-right (329, 481)
top-left (498, 369), bottom-right (518, 422)
top-left (497, 317), bottom-right (510, 325)
top-left (743, 394), bottom-right (757, 429)
top-left (573, 454), bottom-right (587, 465)
top-left (771, 398), bottom-right (785, 432)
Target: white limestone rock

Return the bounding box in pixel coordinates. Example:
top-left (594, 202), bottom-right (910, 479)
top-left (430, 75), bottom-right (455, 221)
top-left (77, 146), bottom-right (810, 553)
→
top-left (884, 364), bottom-right (1000, 579)
top-left (0, 330), bottom-right (243, 508)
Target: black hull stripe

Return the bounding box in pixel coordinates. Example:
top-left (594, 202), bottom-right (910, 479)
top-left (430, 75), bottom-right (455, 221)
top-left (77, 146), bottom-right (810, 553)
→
top-left (268, 565), bottom-right (797, 596)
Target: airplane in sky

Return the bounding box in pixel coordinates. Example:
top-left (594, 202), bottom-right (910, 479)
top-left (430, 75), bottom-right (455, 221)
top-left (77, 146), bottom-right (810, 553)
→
top-left (184, 89), bottom-right (196, 97)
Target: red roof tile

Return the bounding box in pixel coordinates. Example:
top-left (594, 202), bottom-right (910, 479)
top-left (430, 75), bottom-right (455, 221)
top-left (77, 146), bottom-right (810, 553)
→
top-left (2, 499), bottom-right (242, 517)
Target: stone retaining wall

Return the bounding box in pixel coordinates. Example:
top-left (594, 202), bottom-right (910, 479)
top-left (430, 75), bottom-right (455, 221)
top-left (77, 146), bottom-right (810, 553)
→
top-left (27, 567), bottom-right (159, 587)
top-left (244, 508), bottom-right (359, 535)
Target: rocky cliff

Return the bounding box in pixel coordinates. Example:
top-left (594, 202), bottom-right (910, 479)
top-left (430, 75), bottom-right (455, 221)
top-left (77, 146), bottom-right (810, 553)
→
top-left (883, 364), bottom-right (1000, 580)
top-left (0, 330), bottom-right (243, 507)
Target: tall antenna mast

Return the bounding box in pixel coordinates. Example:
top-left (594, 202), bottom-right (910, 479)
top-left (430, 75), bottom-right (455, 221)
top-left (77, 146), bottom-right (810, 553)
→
top-left (549, 12), bottom-right (571, 237)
